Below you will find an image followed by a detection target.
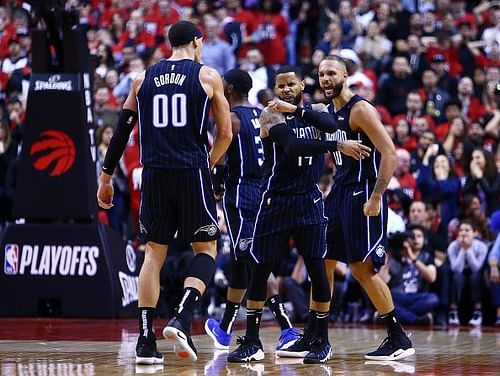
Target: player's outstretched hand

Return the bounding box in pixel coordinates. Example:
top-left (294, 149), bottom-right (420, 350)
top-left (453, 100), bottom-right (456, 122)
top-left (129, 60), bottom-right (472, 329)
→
top-left (268, 98), bottom-right (296, 113)
top-left (338, 140), bottom-right (371, 160)
top-left (363, 196), bottom-right (381, 217)
top-left (97, 173), bottom-right (114, 209)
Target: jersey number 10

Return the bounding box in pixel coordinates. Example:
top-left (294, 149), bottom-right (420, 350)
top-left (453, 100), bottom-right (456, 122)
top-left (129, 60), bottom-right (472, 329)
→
top-left (152, 93), bottom-right (187, 128)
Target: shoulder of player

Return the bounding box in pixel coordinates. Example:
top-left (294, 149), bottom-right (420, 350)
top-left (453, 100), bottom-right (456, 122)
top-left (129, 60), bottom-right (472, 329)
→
top-left (199, 65), bottom-right (222, 84)
top-left (350, 100), bottom-right (378, 126)
top-left (132, 71), bottom-right (146, 92)
top-left (259, 107), bottom-right (285, 137)
top-left (311, 103), bottom-right (328, 113)
top-left (230, 111), bottom-right (241, 124)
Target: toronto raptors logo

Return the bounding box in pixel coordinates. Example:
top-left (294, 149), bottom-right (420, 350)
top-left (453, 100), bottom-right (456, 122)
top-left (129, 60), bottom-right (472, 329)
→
top-left (30, 130), bottom-right (76, 176)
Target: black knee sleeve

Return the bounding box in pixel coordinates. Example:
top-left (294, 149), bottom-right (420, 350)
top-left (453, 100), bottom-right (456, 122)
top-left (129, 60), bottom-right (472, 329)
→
top-left (186, 253), bottom-right (215, 288)
top-left (247, 263), bottom-right (273, 302)
top-left (304, 257), bottom-right (330, 303)
top-left (228, 258), bottom-right (252, 290)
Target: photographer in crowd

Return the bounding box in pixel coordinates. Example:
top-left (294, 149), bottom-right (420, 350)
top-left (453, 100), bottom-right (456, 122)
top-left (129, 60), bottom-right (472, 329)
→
top-left (379, 225), bottom-right (439, 325)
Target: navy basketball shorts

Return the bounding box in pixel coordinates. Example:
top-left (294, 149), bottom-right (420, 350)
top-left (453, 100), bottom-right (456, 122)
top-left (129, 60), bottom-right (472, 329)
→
top-left (222, 181), bottom-right (260, 260)
top-left (250, 188), bottom-right (328, 265)
top-left (139, 167), bottom-right (220, 244)
top-left (325, 180), bottom-right (388, 268)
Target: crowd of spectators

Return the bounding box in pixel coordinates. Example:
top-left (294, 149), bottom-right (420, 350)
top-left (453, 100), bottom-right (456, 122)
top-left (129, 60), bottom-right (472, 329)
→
top-left (0, 0), bottom-right (498, 327)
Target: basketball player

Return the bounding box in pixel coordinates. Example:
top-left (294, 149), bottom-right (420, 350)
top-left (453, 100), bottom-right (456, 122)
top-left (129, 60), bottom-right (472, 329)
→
top-left (97, 21), bottom-right (232, 365)
top-left (227, 66), bottom-right (371, 364)
top-left (318, 55), bottom-right (415, 360)
top-left (204, 69), bottom-right (300, 352)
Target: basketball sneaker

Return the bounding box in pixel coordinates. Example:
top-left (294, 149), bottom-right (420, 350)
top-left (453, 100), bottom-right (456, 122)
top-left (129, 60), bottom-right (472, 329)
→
top-left (468, 310), bottom-right (482, 326)
top-left (135, 337), bottom-right (164, 365)
top-left (163, 317), bottom-right (198, 361)
top-left (204, 318), bottom-right (232, 349)
top-left (303, 337), bottom-right (332, 364)
top-left (364, 333), bottom-right (415, 361)
top-left (276, 327), bottom-right (301, 351)
top-left (275, 329), bottom-right (313, 358)
top-left (448, 310), bottom-right (460, 326)
top-left (226, 336), bottom-right (265, 363)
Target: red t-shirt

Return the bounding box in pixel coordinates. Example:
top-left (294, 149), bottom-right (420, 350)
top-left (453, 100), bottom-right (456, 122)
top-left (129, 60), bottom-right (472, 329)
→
top-left (253, 12), bottom-right (289, 65)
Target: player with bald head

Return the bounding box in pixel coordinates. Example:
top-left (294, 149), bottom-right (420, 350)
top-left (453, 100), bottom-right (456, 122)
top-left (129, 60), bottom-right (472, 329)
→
top-left (318, 55), bottom-right (415, 361)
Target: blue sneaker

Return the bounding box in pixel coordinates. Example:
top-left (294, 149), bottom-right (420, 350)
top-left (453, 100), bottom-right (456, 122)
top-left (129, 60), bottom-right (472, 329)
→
top-left (276, 327), bottom-right (301, 351)
top-left (204, 318), bottom-right (232, 350)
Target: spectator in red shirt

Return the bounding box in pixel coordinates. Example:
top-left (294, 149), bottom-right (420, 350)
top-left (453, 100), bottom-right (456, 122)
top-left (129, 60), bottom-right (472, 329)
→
top-left (226, 0), bottom-right (257, 60)
top-left (100, 0), bottom-right (129, 29)
top-left (395, 148), bottom-right (421, 202)
top-left (435, 99), bottom-right (462, 142)
top-left (456, 76), bottom-right (486, 122)
top-left (394, 118), bottom-right (417, 152)
top-left (252, 0), bottom-right (289, 66)
top-left (393, 91), bottom-right (429, 130)
top-left (113, 9), bottom-right (156, 60)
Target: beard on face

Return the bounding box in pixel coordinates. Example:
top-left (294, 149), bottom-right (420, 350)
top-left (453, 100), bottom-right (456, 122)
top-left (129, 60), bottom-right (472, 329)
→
top-left (291, 92), bottom-right (302, 105)
top-left (324, 80), bottom-right (344, 99)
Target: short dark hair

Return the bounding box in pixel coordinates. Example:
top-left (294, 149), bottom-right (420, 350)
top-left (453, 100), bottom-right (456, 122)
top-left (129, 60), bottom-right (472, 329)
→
top-left (407, 223), bottom-right (426, 235)
top-left (276, 65), bottom-right (303, 79)
top-left (224, 69), bottom-right (253, 96)
top-left (322, 55), bottom-right (347, 69)
top-left (168, 21), bottom-right (202, 48)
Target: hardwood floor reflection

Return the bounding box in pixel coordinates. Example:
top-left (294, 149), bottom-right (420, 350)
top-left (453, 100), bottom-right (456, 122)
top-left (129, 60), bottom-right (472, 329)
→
top-left (0, 319), bottom-right (499, 375)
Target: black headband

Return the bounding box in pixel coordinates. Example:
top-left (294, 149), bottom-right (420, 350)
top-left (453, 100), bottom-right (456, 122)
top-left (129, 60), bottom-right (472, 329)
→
top-left (169, 21), bottom-right (202, 48)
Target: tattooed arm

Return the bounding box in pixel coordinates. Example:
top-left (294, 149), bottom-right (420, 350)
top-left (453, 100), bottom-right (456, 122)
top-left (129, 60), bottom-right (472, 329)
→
top-left (350, 101), bottom-right (396, 217)
top-left (259, 106), bottom-right (286, 138)
top-left (260, 106), bottom-right (340, 156)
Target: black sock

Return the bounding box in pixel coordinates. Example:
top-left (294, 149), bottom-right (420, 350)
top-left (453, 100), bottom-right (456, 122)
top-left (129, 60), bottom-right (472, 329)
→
top-left (380, 310), bottom-right (405, 337)
top-left (138, 307), bottom-right (155, 340)
top-left (267, 295), bottom-right (292, 331)
top-left (245, 308), bottom-right (263, 340)
top-left (305, 309), bottom-right (317, 339)
top-left (220, 301), bottom-right (240, 333)
top-left (175, 287), bottom-right (201, 331)
top-left (315, 311), bottom-right (329, 340)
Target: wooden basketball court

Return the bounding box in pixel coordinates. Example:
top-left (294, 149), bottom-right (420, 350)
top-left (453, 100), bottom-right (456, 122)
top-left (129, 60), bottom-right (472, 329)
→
top-left (0, 318), bottom-right (498, 375)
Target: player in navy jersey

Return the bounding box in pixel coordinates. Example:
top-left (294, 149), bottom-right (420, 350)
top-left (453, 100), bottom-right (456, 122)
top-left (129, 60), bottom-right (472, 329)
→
top-left (318, 55), bottom-right (415, 361)
top-left (97, 21), bottom-right (232, 365)
top-left (227, 66), bottom-right (371, 364)
top-left (204, 69), bottom-right (300, 353)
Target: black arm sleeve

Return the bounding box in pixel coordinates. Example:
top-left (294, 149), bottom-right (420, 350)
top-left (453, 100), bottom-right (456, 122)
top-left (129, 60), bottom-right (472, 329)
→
top-left (293, 106), bottom-right (338, 133)
top-left (102, 109), bottom-right (137, 175)
top-left (269, 123), bottom-right (337, 157)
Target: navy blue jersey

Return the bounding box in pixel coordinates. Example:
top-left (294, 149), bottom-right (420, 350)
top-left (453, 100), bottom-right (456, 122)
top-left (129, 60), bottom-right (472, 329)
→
top-left (326, 95), bottom-right (381, 185)
top-left (136, 59), bottom-right (211, 169)
top-left (261, 104), bottom-right (324, 194)
top-left (225, 106), bottom-right (264, 186)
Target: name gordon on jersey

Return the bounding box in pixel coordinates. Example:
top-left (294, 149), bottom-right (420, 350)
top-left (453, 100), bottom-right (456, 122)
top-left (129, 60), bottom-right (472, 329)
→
top-left (153, 73), bottom-right (187, 87)
top-left (13, 245), bottom-right (99, 276)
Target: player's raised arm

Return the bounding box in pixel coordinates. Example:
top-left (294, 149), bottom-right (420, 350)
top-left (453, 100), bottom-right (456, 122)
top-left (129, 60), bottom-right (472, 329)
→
top-left (268, 98), bottom-right (339, 133)
top-left (200, 66), bottom-right (232, 169)
top-left (260, 106), bottom-right (340, 156)
top-left (97, 72), bottom-right (145, 209)
top-left (351, 101), bottom-right (397, 216)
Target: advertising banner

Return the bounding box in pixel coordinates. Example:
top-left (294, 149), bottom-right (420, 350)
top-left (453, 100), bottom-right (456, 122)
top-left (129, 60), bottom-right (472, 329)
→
top-left (12, 73), bottom-right (97, 221)
top-left (0, 224), bottom-right (143, 317)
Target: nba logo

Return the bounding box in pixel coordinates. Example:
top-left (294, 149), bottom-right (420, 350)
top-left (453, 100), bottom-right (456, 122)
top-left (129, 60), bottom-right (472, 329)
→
top-left (4, 244), bottom-right (19, 275)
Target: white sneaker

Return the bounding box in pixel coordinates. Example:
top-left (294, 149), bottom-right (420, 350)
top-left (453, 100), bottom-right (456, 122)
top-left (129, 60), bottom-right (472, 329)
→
top-left (448, 310), bottom-right (459, 326)
top-left (468, 310), bottom-right (482, 326)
